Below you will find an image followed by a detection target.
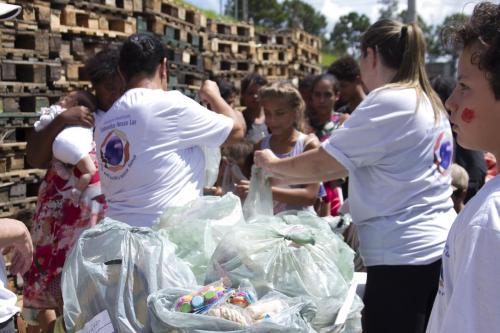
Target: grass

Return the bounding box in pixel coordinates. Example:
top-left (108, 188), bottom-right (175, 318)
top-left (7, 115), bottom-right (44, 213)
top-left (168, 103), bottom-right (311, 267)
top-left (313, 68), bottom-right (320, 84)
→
top-left (321, 51), bottom-right (337, 68)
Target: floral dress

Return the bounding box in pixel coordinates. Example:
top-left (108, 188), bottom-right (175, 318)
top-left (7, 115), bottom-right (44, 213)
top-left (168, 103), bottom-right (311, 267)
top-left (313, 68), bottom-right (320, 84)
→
top-left (22, 148), bottom-right (106, 309)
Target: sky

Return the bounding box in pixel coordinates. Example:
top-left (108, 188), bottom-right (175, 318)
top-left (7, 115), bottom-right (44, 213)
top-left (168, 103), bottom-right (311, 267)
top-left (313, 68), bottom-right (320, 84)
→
top-left (185, 0), bottom-right (481, 36)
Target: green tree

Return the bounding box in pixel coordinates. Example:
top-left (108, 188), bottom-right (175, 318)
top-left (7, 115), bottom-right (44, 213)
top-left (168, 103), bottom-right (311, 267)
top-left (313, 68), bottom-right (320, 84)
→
top-left (224, 0), bottom-right (285, 27)
top-left (329, 12), bottom-right (371, 56)
top-left (434, 13), bottom-right (469, 56)
top-left (378, 0), bottom-right (398, 20)
top-left (282, 0), bottom-right (327, 36)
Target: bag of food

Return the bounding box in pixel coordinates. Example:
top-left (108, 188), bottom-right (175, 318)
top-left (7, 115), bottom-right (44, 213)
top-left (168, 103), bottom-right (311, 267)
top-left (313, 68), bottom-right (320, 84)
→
top-left (147, 281), bottom-right (317, 333)
top-left (62, 218), bottom-right (197, 333)
top-left (154, 193), bottom-right (244, 283)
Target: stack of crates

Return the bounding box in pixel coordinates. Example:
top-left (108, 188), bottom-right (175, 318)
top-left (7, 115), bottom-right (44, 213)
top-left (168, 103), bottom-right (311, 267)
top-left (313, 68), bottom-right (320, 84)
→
top-left (204, 19), bottom-right (255, 91)
top-left (137, 0), bottom-right (206, 99)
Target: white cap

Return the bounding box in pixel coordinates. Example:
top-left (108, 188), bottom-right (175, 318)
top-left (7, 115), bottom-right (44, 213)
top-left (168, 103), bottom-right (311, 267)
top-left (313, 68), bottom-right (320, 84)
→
top-left (0, 3), bottom-right (21, 21)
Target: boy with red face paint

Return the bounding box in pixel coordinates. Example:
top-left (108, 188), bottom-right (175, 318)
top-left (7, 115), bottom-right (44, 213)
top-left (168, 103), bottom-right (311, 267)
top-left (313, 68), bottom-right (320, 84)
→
top-left (427, 3), bottom-right (500, 332)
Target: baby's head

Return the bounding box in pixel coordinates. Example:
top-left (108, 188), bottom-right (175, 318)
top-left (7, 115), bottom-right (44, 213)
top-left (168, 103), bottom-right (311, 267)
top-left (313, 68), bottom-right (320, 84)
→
top-left (58, 90), bottom-right (97, 112)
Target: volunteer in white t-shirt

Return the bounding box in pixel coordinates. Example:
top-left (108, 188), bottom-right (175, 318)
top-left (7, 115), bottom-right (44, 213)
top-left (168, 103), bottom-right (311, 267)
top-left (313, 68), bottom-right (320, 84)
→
top-left (94, 33), bottom-right (245, 227)
top-left (255, 19), bottom-right (456, 333)
top-left (427, 3), bottom-right (500, 332)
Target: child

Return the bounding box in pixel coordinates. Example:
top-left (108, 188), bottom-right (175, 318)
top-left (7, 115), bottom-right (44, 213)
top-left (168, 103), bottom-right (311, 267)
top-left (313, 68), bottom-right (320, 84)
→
top-left (308, 74), bottom-right (348, 216)
top-left (427, 3), bottom-right (500, 332)
top-left (237, 82), bottom-right (320, 214)
top-left (34, 91), bottom-right (100, 206)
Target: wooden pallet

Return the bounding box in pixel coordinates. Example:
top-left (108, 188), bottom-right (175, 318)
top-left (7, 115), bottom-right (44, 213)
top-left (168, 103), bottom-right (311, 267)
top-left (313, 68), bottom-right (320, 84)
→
top-left (289, 61), bottom-right (322, 77)
top-left (0, 196), bottom-right (38, 218)
top-left (166, 47), bottom-right (204, 72)
top-left (256, 48), bottom-right (290, 64)
top-left (0, 29), bottom-right (50, 60)
top-left (208, 39), bottom-right (255, 59)
top-left (256, 33), bottom-right (292, 47)
top-left (0, 113), bottom-right (38, 130)
top-left (144, 0), bottom-right (206, 28)
top-left (0, 142), bottom-right (26, 173)
top-left (0, 168), bottom-right (45, 204)
top-left (162, 23), bottom-right (205, 52)
top-left (0, 58), bottom-right (61, 84)
top-left (256, 64), bottom-right (289, 79)
top-left (168, 70), bottom-right (203, 87)
top-left (293, 45), bottom-right (321, 64)
top-left (0, 94), bottom-right (60, 113)
top-left (67, 35), bottom-right (123, 62)
top-left (50, 6), bottom-right (136, 38)
top-left (203, 57), bottom-right (254, 75)
top-left (0, 82), bottom-right (50, 94)
top-left (168, 83), bottom-right (199, 99)
top-left (207, 19), bottom-right (254, 42)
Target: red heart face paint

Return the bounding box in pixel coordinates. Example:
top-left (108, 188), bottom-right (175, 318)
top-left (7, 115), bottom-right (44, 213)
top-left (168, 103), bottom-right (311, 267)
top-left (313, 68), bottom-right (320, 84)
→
top-left (461, 108), bottom-right (475, 123)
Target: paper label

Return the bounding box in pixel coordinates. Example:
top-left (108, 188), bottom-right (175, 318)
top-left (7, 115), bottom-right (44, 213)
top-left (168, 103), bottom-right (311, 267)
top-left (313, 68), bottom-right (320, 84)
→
top-left (76, 310), bottom-right (114, 333)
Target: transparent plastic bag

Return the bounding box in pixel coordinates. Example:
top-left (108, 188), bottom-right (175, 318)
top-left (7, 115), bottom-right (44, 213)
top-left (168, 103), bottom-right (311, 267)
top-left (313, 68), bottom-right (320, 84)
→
top-left (62, 218), bottom-right (197, 333)
top-left (242, 166), bottom-right (273, 220)
top-left (147, 283), bottom-right (317, 332)
top-left (205, 220), bottom-right (355, 330)
top-left (153, 193), bottom-right (244, 283)
top-left (202, 146), bottom-right (221, 188)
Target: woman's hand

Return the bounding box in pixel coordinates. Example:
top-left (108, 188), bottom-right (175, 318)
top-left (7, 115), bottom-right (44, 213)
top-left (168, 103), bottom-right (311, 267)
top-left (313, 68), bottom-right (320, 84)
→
top-left (254, 149), bottom-right (279, 174)
top-left (58, 106), bottom-right (94, 128)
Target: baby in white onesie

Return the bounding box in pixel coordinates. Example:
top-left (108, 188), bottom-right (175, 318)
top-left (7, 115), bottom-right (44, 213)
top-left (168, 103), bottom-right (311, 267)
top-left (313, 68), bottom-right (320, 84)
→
top-left (34, 91), bottom-right (99, 206)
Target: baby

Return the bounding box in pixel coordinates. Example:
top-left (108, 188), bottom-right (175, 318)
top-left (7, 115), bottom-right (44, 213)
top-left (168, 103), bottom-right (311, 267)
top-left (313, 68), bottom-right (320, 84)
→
top-left (34, 91), bottom-right (100, 206)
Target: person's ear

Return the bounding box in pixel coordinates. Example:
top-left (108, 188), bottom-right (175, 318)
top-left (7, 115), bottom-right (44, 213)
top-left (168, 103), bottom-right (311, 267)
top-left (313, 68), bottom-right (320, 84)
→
top-left (367, 47), bottom-right (377, 69)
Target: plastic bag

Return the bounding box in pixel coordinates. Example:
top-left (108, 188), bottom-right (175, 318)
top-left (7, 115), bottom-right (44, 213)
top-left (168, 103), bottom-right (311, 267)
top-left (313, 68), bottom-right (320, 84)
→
top-left (147, 283), bottom-right (317, 332)
top-left (242, 166), bottom-right (273, 220)
top-left (202, 146), bottom-right (221, 188)
top-left (154, 193), bottom-right (244, 283)
top-left (62, 218), bottom-right (197, 333)
top-left (205, 220), bottom-right (355, 330)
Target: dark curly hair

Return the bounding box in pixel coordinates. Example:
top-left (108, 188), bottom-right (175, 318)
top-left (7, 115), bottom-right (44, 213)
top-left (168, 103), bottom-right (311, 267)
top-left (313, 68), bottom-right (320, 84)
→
top-left (327, 56), bottom-right (361, 82)
top-left (84, 48), bottom-right (120, 86)
top-left (119, 33), bottom-right (167, 80)
top-left (443, 2), bottom-right (500, 99)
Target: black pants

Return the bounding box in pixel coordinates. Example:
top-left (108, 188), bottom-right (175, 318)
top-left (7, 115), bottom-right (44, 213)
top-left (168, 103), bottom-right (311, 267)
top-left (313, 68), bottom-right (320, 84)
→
top-left (362, 259), bottom-right (441, 333)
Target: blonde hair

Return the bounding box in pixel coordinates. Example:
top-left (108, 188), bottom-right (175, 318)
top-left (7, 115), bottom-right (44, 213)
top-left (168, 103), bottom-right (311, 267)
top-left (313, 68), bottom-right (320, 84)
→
top-left (258, 81), bottom-right (306, 132)
top-left (361, 19), bottom-right (445, 121)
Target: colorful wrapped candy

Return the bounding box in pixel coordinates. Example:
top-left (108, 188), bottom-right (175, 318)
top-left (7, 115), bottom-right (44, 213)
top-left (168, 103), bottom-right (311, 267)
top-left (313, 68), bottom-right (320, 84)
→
top-left (175, 280), bottom-right (228, 314)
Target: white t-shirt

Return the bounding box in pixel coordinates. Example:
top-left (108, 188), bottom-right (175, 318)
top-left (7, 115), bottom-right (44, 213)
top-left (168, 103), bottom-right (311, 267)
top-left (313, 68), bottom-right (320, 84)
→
top-left (322, 87), bottom-right (456, 266)
top-left (0, 256), bottom-right (19, 323)
top-left (427, 175), bottom-right (500, 333)
top-left (94, 89), bottom-right (233, 227)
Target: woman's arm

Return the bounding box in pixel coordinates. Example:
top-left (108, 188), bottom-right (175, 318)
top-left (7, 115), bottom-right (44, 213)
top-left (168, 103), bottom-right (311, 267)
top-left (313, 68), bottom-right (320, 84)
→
top-left (255, 146), bottom-right (348, 185)
top-left (27, 106), bottom-right (94, 168)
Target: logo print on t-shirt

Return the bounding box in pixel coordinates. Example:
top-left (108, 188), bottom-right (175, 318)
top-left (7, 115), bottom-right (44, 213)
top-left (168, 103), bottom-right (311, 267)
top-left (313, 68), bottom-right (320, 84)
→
top-left (433, 132), bottom-right (453, 175)
top-left (100, 129), bottom-right (130, 172)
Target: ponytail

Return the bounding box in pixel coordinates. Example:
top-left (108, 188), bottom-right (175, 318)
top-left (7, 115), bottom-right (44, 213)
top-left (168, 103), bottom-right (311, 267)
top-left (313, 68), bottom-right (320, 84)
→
top-left (361, 20), bottom-right (445, 121)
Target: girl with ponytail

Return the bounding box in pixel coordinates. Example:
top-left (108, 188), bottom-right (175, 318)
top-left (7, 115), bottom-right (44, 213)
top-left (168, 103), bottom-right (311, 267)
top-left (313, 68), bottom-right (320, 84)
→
top-left (255, 19), bottom-right (456, 333)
